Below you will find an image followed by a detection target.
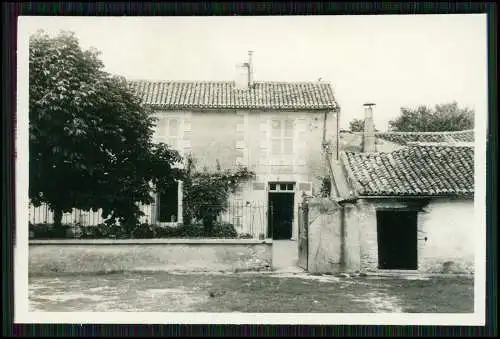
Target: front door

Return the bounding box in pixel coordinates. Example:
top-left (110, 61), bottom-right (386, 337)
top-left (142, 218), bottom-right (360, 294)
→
top-left (376, 210), bottom-right (418, 270)
top-left (268, 192), bottom-right (294, 240)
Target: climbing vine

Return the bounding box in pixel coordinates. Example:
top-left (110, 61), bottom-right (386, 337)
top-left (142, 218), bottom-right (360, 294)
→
top-left (182, 155), bottom-right (255, 233)
top-left (319, 175), bottom-right (332, 197)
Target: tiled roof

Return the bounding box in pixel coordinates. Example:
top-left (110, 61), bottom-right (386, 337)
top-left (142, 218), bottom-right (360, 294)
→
top-left (375, 130), bottom-right (475, 145)
top-left (128, 80), bottom-right (338, 110)
top-left (341, 144), bottom-right (474, 196)
top-left (338, 129), bottom-right (475, 153)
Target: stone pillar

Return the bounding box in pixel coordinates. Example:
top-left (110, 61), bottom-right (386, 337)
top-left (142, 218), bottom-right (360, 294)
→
top-left (342, 203), bottom-right (361, 272)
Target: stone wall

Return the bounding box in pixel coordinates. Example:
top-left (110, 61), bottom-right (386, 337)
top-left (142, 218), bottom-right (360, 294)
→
top-left (29, 239), bottom-right (272, 275)
top-left (154, 109), bottom-right (334, 183)
top-left (355, 197), bottom-right (475, 274)
top-left (417, 198), bottom-right (475, 274)
top-left (153, 109), bottom-right (336, 239)
top-left (306, 198), bottom-right (343, 274)
top-left (304, 196), bottom-right (475, 275)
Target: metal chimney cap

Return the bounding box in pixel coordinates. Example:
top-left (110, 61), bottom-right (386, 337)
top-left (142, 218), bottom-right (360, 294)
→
top-left (363, 102), bottom-right (376, 107)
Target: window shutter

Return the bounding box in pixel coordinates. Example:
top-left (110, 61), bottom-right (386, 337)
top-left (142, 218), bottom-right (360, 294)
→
top-left (183, 116), bottom-right (192, 153)
top-left (259, 121), bottom-right (269, 150)
top-left (295, 119), bottom-right (308, 165)
top-left (155, 115), bottom-right (168, 143)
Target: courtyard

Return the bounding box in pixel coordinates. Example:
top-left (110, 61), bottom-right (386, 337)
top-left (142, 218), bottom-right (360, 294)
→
top-left (29, 271), bottom-right (474, 313)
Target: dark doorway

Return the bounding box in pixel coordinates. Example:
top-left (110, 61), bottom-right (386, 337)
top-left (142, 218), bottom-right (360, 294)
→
top-left (268, 192), bottom-right (294, 240)
top-left (158, 182), bottom-right (179, 223)
top-left (376, 210), bottom-right (418, 270)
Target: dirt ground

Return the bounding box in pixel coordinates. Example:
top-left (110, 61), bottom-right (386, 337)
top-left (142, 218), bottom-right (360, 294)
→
top-left (29, 271), bottom-right (474, 313)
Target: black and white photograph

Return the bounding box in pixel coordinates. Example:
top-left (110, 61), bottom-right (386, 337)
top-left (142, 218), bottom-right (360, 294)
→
top-left (15, 14), bottom-right (487, 325)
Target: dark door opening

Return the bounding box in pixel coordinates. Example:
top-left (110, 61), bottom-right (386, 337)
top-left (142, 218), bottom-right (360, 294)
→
top-left (376, 210), bottom-right (418, 270)
top-left (158, 182), bottom-right (179, 223)
top-left (268, 192), bottom-right (294, 240)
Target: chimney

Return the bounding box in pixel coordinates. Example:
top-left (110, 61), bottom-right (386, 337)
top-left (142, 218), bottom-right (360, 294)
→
top-left (362, 103), bottom-right (376, 152)
top-left (247, 51), bottom-right (254, 88)
top-left (235, 51), bottom-right (254, 90)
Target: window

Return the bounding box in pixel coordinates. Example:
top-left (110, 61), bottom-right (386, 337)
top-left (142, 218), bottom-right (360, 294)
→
top-left (167, 118), bottom-right (180, 149)
top-left (271, 118), bottom-right (294, 155)
top-left (157, 181), bottom-right (179, 223)
top-left (155, 116), bottom-right (180, 149)
top-left (269, 182), bottom-right (295, 192)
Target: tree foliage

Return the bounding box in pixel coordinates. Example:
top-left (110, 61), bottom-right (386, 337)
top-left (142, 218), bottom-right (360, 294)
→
top-left (389, 101), bottom-right (474, 132)
top-left (349, 118), bottom-right (365, 132)
top-left (29, 30), bottom-right (182, 231)
top-left (182, 156), bottom-right (255, 233)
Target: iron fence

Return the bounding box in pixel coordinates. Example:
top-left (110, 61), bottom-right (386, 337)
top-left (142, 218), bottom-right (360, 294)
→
top-left (195, 201), bottom-right (268, 239)
top-left (28, 200), bottom-right (268, 239)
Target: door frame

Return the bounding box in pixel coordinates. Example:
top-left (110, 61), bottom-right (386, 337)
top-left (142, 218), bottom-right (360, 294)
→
top-left (267, 182), bottom-right (296, 240)
top-left (376, 209), bottom-right (419, 270)
top-left (156, 180), bottom-right (183, 227)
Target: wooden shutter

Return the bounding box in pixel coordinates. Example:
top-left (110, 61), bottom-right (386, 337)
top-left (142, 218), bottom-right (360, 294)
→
top-left (182, 118), bottom-right (192, 152)
top-left (155, 114), bottom-right (168, 143)
top-left (283, 119), bottom-right (294, 155)
top-left (295, 118), bottom-right (308, 165)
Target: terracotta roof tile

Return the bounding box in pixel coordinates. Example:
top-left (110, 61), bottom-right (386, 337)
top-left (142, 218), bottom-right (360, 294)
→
top-left (128, 80), bottom-right (338, 111)
top-left (341, 144), bottom-right (474, 196)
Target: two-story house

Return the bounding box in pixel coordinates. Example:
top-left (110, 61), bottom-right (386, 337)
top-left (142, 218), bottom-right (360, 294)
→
top-left (129, 64), bottom-right (340, 240)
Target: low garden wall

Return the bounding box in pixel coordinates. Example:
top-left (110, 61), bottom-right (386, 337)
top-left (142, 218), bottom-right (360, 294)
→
top-left (29, 239), bottom-right (273, 275)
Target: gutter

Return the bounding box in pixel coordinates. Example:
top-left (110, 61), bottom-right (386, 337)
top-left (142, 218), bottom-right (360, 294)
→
top-left (335, 107), bottom-right (340, 160)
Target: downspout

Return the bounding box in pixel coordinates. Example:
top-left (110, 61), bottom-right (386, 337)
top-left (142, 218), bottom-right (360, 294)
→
top-left (322, 111), bottom-right (328, 146)
top-left (336, 107), bottom-right (340, 160)
top-left (323, 110), bottom-right (340, 197)
top-left (339, 203), bottom-right (346, 269)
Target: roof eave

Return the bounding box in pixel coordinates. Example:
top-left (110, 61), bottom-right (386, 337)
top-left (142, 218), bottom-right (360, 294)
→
top-left (143, 105), bottom-right (336, 112)
top-left (357, 193), bottom-right (474, 199)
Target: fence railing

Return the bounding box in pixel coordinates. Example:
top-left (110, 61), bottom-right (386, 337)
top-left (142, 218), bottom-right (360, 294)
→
top-left (28, 200), bottom-right (268, 239)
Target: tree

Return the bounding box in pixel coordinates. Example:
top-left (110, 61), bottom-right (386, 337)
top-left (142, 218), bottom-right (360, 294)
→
top-left (389, 101), bottom-right (474, 132)
top-left (349, 118), bottom-right (364, 132)
top-left (29, 30), bottom-right (182, 234)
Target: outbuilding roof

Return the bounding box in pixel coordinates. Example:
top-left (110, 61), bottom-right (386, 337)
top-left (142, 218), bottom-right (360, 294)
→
top-left (340, 144), bottom-right (474, 197)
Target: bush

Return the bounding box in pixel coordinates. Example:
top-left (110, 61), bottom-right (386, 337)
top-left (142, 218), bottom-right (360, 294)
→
top-left (79, 223), bottom-right (129, 239)
top-left (28, 221), bottom-right (239, 239)
top-left (210, 222), bottom-right (238, 238)
top-left (130, 223), bottom-right (158, 239)
top-left (158, 223), bottom-right (238, 239)
top-left (29, 222), bottom-right (73, 239)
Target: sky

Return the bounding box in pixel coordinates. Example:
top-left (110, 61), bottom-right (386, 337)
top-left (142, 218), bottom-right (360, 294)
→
top-left (19, 15), bottom-right (487, 130)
